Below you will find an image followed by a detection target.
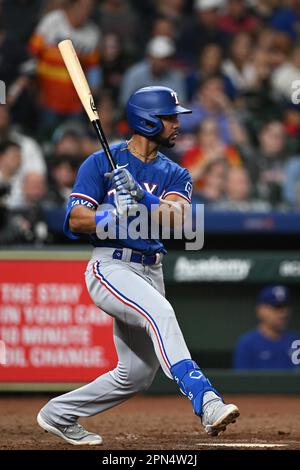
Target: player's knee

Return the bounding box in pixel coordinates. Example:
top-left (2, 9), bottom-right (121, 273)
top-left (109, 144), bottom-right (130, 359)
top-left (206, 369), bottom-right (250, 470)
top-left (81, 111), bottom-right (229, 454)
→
top-left (132, 364), bottom-right (158, 392)
top-left (158, 299), bottom-right (176, 322)
top-left (158, 301), bottom-right (179, 332)
top-left (113, 362), bottom-right (158, 393)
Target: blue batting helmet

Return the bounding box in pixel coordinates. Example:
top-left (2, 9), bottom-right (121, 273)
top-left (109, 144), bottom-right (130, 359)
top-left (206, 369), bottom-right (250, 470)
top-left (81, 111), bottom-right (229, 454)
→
top-left (126, 86), bottom-right (191, 137)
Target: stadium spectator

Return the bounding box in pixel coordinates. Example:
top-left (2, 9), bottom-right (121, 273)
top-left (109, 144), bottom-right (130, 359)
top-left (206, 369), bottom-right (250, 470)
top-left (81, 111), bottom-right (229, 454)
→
top-left (28, 0), bottom-right (101, 137)
top-left (186, 43), bottom-right (236, 101)
top-left (222, 166), bottom-right (251, 204)
top-left (195, 159), bottom-right (228, 204)
top-left (176, 0), bottom-right (229, 66)
top-left (270, 0), bottom-right (300, 41)
top-left (52, 93), bottom-right (126, 160)
top-left (0, 19), bottom-right (38, 131)
top-left (95, 93), bottom-right (127, 144)
top-left (52, 126), bottom-right (87, 160)
top-left (255, 28), bottom-right (291, 69)
top-left (101, 33), bottom-right (128, 103)
top-left (0, 204), bottom-right (33, 245)
top-left (182, 118), bottom-right (241, 195)
top-left (0, 141), bottom-right (21, 206)
top-left (143, 11), bottom-right (186, 58)
top-left (248, 46), bottom-right (273, 91)
top-left (154, 0), bottom-right (187, 23)
top-left (234, 285), bottom-right (300, 369)
top-left (0, 20), bottom-right (29, 90)
top-left (152, 0), bottom-right (190, 42)
top-left (179, 76), bottom-right (242, 142)
top-left (14, 172), bottom-right (49, 244)
top-left (151, 17), bottom-right (176, 40)
top-left (242, 120), bottom-right (288, 206)
top-left (283, 156), bottom-right (300, 208)
top-left (271, 44), bottom-right (300, 101)
top-left (119, 36), bottom-right (187, 108)
top-left (215, 166), bottom-right (271, 211)
top-left (222, 33), bottom-right (257, 94)
top-left (218, 0), bottom-right (259, 35)
top-left (0, 105), bottom-right (46, 208)
top-left (253, 0), bottom-right (278, 21)
top-left (282, 104), bottom-right (300, 154)
top-left (0, 171), bottom-right (50, 246)
top-left (97, 0), bottom-right (139, 58)
top-left (234, 47), bottom-right (277, 132)
top-left (20, 172), bottom-right (48, 209)
top-left (47, 156), bottom-right (78, 207)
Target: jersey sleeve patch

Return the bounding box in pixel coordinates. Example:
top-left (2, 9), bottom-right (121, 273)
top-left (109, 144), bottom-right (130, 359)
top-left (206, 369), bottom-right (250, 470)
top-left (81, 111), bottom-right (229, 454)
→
top-left (63, 196), bottom-right (97, 240)
top-left (70, 193), bottom-right (99, 208)
top-left (162, 168), bottom-right (193, 203)
top-left (162, 190), bottom-right (191, 203)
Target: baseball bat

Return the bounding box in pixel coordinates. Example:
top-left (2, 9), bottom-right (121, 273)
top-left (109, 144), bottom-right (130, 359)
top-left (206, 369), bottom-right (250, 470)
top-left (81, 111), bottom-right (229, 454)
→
top-left (58, 39), bottom-right (116, 170)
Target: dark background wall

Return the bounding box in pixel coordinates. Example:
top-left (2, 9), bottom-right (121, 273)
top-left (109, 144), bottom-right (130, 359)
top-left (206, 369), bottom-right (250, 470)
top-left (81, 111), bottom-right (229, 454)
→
top-left (167, 282), bottom-right (300, 368)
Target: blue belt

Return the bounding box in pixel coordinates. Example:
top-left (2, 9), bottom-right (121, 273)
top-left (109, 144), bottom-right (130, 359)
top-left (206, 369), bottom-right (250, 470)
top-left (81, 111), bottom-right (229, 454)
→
top-left (112, 249), bottom-right (162, 266)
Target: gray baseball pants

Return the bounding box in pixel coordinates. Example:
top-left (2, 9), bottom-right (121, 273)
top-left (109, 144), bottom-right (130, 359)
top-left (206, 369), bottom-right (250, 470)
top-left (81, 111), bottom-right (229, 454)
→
top-left (40, 247), bottom-right (191, 425)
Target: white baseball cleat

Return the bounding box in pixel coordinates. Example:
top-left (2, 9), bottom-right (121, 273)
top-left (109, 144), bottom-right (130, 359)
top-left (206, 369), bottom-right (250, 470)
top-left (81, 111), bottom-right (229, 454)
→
top-left (37, 411), bottom-right (103, 446)
top-left (201, 399), bottom-right (240, 437)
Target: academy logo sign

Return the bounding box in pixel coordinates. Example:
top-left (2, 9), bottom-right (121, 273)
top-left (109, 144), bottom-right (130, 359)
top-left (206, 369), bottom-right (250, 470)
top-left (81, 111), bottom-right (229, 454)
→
top-left (174, 256), bottom-right (253, 282)
top-left (279, 260), bottom-right (300, 277)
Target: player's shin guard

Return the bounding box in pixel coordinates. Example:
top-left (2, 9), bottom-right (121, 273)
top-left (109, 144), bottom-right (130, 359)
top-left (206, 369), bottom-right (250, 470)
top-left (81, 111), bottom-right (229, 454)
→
top-left (170, 359), bottom-right (222, 416)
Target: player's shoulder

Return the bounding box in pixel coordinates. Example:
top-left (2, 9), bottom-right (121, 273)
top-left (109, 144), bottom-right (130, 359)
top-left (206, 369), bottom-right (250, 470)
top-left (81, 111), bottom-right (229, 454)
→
top-left (157, 152), bottom-right (190, 178)
top-left (284, 330), bottom-right (300, 341)
top-left (237, 329), bottom-right (261, 346)
top-left (103, 140), bottom-right (129, 163)
top-left (80, 20), bottom-right (101, 48)
top-left (79, 141), bottom-right (127, 171)
top-left (109, 140), bottom-right (128, 155)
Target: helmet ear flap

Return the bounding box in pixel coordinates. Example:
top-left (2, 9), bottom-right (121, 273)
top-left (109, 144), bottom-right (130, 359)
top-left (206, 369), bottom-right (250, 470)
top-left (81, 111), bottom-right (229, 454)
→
top-left (127, 105), bottom-right (163, 136)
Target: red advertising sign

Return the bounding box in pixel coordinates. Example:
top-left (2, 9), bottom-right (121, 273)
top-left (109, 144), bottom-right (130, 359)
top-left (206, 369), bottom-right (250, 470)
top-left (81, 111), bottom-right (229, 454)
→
top-left (0, 260), bottom-right (117, 382)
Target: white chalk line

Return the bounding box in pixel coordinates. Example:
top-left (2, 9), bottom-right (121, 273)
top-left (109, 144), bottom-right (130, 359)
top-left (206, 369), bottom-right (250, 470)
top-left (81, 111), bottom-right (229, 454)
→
top-left (196, 443), bottom-right (287, 448)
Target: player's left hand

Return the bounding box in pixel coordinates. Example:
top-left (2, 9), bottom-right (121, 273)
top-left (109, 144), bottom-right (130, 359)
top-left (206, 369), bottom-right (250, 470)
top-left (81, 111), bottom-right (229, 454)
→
top-left (105, 168), bottom-right (144, 201)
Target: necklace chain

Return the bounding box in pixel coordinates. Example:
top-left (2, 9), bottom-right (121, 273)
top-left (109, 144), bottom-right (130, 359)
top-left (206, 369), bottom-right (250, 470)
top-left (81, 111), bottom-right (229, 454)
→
top-left (127, 139), bottom-right (157, 161)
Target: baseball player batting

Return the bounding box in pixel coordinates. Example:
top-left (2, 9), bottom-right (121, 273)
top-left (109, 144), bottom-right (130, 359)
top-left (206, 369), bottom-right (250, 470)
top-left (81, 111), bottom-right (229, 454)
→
top-left (37, 86), bottom-right (240, 445)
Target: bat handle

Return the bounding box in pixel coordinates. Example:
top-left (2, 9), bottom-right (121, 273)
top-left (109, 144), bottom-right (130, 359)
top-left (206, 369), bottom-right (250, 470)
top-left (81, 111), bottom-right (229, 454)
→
top-left (92, 119), bottom-right (116, 170)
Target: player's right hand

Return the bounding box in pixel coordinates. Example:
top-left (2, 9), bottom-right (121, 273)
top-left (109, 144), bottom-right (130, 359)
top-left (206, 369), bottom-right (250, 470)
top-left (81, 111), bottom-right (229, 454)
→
top-left (114, 189), bottom-right (139, 217)
top-left (105, 168), bottom-right (144, 201)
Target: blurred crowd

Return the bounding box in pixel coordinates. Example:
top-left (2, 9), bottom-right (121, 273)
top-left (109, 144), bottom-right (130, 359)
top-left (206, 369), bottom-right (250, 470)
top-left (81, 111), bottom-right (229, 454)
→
top-left (2, 0), bottom-right (300, 244)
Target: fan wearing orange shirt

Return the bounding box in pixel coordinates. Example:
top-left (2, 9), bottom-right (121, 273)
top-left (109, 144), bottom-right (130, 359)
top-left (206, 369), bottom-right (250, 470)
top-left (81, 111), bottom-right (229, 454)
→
top-left (182, 118), bottom-right (242, 195)
top-left (29, 0), bottom-right (101, 130)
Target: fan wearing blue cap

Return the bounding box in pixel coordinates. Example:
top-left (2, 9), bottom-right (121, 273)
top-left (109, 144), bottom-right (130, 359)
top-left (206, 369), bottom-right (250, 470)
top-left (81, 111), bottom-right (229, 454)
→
top-left (234, 285), bottom-right (300, 369)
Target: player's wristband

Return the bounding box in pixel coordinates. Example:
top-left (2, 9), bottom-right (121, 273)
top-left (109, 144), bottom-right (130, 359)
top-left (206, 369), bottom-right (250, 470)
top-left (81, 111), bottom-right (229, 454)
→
top-left (139, 191), bottom-right (160, 212)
